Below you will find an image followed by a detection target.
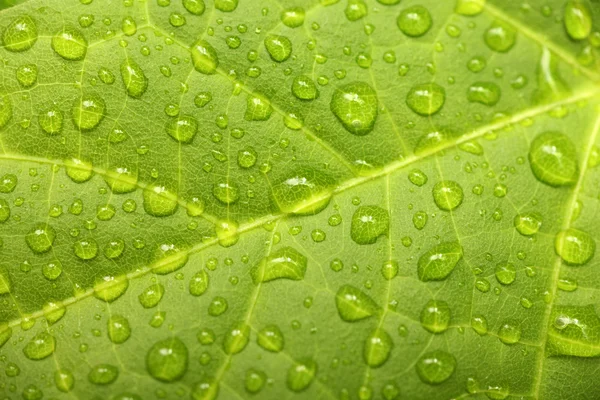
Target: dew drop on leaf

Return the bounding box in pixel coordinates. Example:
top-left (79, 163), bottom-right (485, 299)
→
top-left (287, 359), bottom-right (317, 392)
top-left (406, 83), bottom-right (445, 116)
top-left (397, 5), bottom-right (432, 37)
top-left (292, 75), bottom-right (319, 100)
top-left (51, 26), bottom-right (87, 60)
top-left (146, 337), bottom-right (189, 382)
top-left (350, 205), bottom-right (390, 245)
top-left (467, 81), bottom-right (501, 106)
top-left (88, 364), bottom-right (119, 385)
top-left (245, 93), bottom-right (273, 121)
top-left (64, 158), bottom-right (93, 183)
top-left (183, 0), bottom-right (205, 15)
top-left (23, 332), bottom-right (56, 360)
top-left (189, 269), bottom-right (209, 296)
top-left (191, 40), bottom-right (219, 74)
top-left (420, 300), bottom-right (451, 333)
top-left (484, 21), bottom-right (517, 53)
top-left (330, 81), bottom-right (378, 135)
top-left (455, 0), bottom-right (485, 15)
top-left (564, 0), bottom-right (592, 40)
top-left (107, 315), bottom-right (131, 344)
top-left (104, 166), bottom-right (138, 193)
top-left (223, 322), bottom-right (250, 354)
top-left (138, 283), bottom-right (165, 308)
top-left (432, 180), bottom-right (464, 211)
top-left (498, 321), bottom-right (521, 344)
top-left (166, 115), bottom-right (198, 143)
top-left (73, 94), bottom-right (105, 131)
top-left (257, 324), bottom-right (284, 352)
top-left (121, 58), bottom-right (148, 98)
top-left (528, 132), bottom-right (578, 187)
top-left (251, 246), bottom-right (307, 283)
top-left (3, 16), bottom-right (37, 52)
top-left (74, 238), bottom-right (99, 260)
top-left (245, 368), bottom-right (266, 393)
top-left (363, 328), bottom-right (393, 367)
top-left (55, 369), bottom-right (75, 392)
top-left (215, 0), bottom-right (238, 12)
top-left (416, 350), bottom-right (456, 384)
top-left (16, 64), bottom-right (37, 87)
top-left (272, 168), bottom-right (335, 214)
top-left (417, 241), bottom-right (463, 282)
top-left (25, 223), bottom-right (56, 253)
top-left (494, 262), bottom-right (516, 285)
top-left (94, 275), bottom-right (129, 302)
top-left (335, 284), bottom-right (380, 321)
top-left (281, 7), bottom-right (305, 27)
top-left (555, 228), bottom-right (596, 265)
top-left (191, 378), bottom-right (219, 400)
top-left (153, 243), bottom-right (189, 274)
top-left (264, 34), bottom-right (292, 62)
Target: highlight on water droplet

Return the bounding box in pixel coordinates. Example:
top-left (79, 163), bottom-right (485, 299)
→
top-left (467, 81), bottom-right (501, 106)
top-left (245, 93), bottom-right (272, 121)
top-left (26, 223), bottom-right (56, 253)
top-left (223, 322), bottom-right (250, 355)
top-left (514, 212), bottom-right (542, 236)
top-left (257, 324), bottom-right (284, 352)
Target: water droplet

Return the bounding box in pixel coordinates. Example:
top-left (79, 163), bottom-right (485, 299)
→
top-left (433, 180), bottom-right (464, 211)
top-left (213, 181), bottom-right (239, 204)
top-left (281, 7), bottom-right (305, 27)
top-left (191, 377), bottom-right (219, 400)
top-left (252, 247), bottom-right (307, 283)
top-left (215, 0), bottom-right (238, 11)
top-left (416, 350), bottom-right (456, 384)
top-left (121, 58), bottom-right (147, 98)
top-left (245, 93), bottom-right (272, 121)
top-left (154, 243), bottom-right (189, 274)
top-left (484, 21), bottom-right (516, 52)
top-left (292, 75), bottom-right (319, 100)
top-left (108, 315), bottom-right (131, 344)
top-left (330, 81), bottom-right (378, 135)
top-left (52, 26), bottom-right (87, 60)
top-left (455, 0), bottom-right (485, 15)
top-left (495, 263), bottom-right (516, 285)
top-left (363, 328), bottom-right (393, 367)
top-left (74, 238), bottom-right (99, 260)
top-left (104, 166), bottom-right (138, 193)
top-left (146, 337), bottom-right (188, 382)
top-left (420, 300), bottom-right (451, 333)
top-left (335, 284), bottom-right (380, 321)
top-left (3, 16), bottom-right (37, 52)
top-left (183, 0), bottom-right (206, 15)
top-left (191, 40), bottom-right (219, 74)
top-left (381, 260), bottom-right (399, 280)
top-left (166, 115), bottom-right (198, 143)
top-left (467, 82), bottom-right (501, 106)
top-left (143, 185), bottom-right (178, 217)
top-left (264, 34), bottom-right (292, 62)
top-left (223, 322), bottom-right (250, 354)
top-left (189, 269), bottom-right (209, 296)
top-left (287, 359), bottom-right (317, 392)
top-left (406, 83), bottom-right (445, 116)
top-left (138, 283), bottom-right (165, 308)
top-left (555, 228), bottom-right (595, 265)
top-left (351, 206), bottom-right (390, 245)
top-left (417, 241), bottom-right (463, 282)
top-left (65, 158), bottom-right (93, 183)
top-left (245, 368), bottom-right (266, 394)
top-left (272, 168), bottom-right (335, 214)
top-left (16, 64), bottom-right (37, 87)
top-left (94, 275), bottom-right (129, 302)
top-left (73, 94), bottom-right (105, 130)
top-left (346, 0), bottom-right (368, 21)
top-left (397, 5), bottom-right (432, 37)
top-left (26, 223), bottom-right (56, 253)
top-left (55, 369), bottom-right (75, 392)
top-left (471, 315), bottom-right (488, 335)
top-left (195, 92), bottom-right (212, 107)
top-left (549, 305), bottom-right (600, 356)
top-left (413, 211), bottom-right (428, 230)
top-left (88, 364), bottom-right (119, 385)
top-left (122, 16), bottom-right (137, 36)
top-left (23, 332), bottom-right (56, 360)
top-left (498, 321), bottom-right (521, 344)
top-left (529, 132), bottom-right (578, 187)
top-left (564, 0), bottom-right (592, 40)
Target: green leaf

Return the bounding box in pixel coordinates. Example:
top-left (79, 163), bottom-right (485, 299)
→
top-left (2, 0), bottom-right (600, 399)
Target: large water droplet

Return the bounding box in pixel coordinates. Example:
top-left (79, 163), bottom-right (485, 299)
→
top-left (514, 212), bottom-right (542, 236)
top-left (215, 0), bottom-right (238, 12)
top-left (39, 107), bottom-right (62, 135)
top-left (495, 262), bottom-right (516, 285)
top-left (272, 168), bottom-right (335, 214)
top-left (281, 7), bottom-right (305, 28)
top-left (191, 40), bottom-right (219, 74)
top-left (529, 132), bottom-right (578, 187)
top-left (213, 180), bottom-right (239, 204)
top-left (183, 0), bottom-right (206, 15)
top-left (55, 369), bottom-right (75, 392)
top-left (264, 35), bottom-right (292, 62)
top-left (65, 158), bottom-right (93, 183)
top-left (52, 26), bottom-right (87, 60)
top-left (432, 180), bottom-right (464, 211)
top-left (138, 283), bottom-right (165, 308)
top-left (467, 82), bottom-right (501, 106)
top-left (252, 247), bottom-right (308, 283)
top-left (417, 242), bottom-right (463, 282)
top-left (73, 94), bottom-right (105, 131)
top-left (3, 16), bottom-right (37, 52)
top-left (335, 284), bottom-right (380, 321)
top-left (146, 337), bottom-right (188, 382)
top-left (104, 166), bottom-right (138, 193)
top-left (420, 300), bottom-right (451, 333)
top-left (287, 359), bottom-right (317, 392)
top-left (16, 64), bottom-right (37, 87)
top-left (245, 368), bottom-right (266, 394)
top-left (484, 21), bottom-right (516, 52)
top-left (397, 5), bottom-right (432, 37)
top-left (143, 185), bottom-right (178, 217)
top-left (416, 350), bottom-right (456, 384)
top-left (498, 321), bottom-right (521, 344)
top-left (406, 83), bottom-right (445, 116)
top-left (223, 322), bottom-right (250, 354)
top-left (23, 332), bottom-right (56, 360)
top-left (88, 364), bottom-right (119, 385)
top-left (121, 58), bottom-right (148, 98)
top-left (257, 324), bottom-right (284, 352)
top-left (564, 0), bottom-right (592, 40)
top-left (363, 328), bottom-right (393, 367)
top-left (330, 81), bottom-right (378, 135)
top-left (555, 228), bottom-right (595, 265)
top-left (108, 315), bottom-right (131, 344)
top-left (191, 378), bottom-right (219, 400)
top-left (154, 243), bottom-right (189, 274)
top-left (455, 0), bottom-right (485, 15)
top-left (166, 115), bottom-right (198, 143)
top-left (189, 269), bottom-right (209, 296)
top-left (351, 205), bottom-right (390, 245)
top-left (245, 93), bottom-right (272, 121)
top-left (292, 75), bottom-right (319, 100)
top-left (26, 223), bottom-right (56, 253)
